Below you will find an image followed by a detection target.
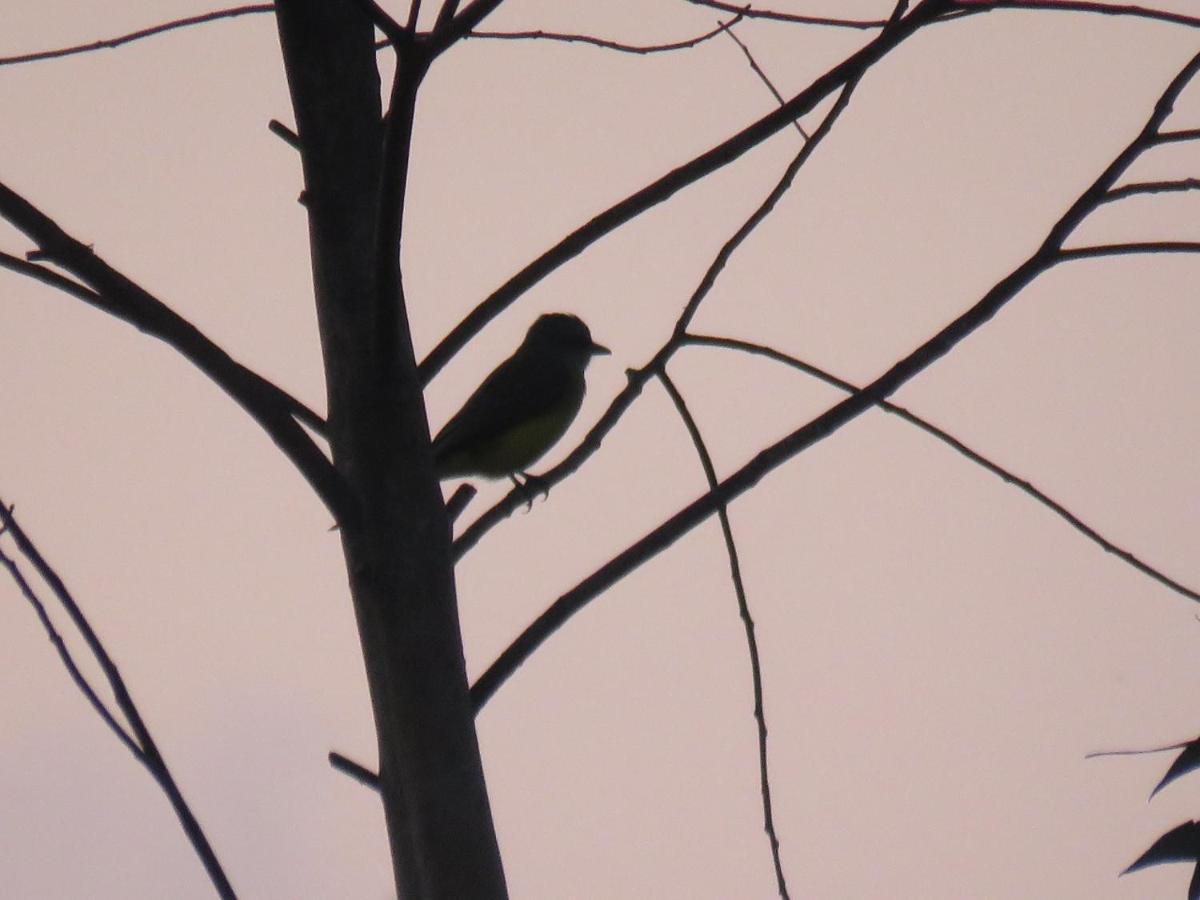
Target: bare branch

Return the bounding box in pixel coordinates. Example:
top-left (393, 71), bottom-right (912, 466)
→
top-left (407, 0), bottom-right (424, 33)
top-left (0, 525), bottom-right (141, 759)
top-left (655, 371), bottom-right (791, 900)
top-left (1156, 127), bottom-right (1200, 142)
top-left (0, 4), bottom-right (274, 67)
top-left (329, 750), bottom-right (383, 789)
top-left (1102, 177), bottom-right (1200, 202)
top-left (433, 0), bottom-right (463, 33)
top-left (1058, 240), bottom-right (1200, 261)
top-left (723, 26), bottom-right (809, 139)
top-left (468, 46), bottom-right (1200, 711)
top-left (683, 0), bottom-right (889, 29)
top-left (983, 1), bottom-right (1200, 29)
top-left (453, 68), bottom-right (867, 559)
top-left (0, 183), bottom-right (345, 518)
top-left (683, 333), bottom-right (1200, 605)
top-left (465, 17), bottom-right (742, 55)
top-left (0, 502), bottom-right (236, 899)
top-left (268, 119), bottom-right (302, 150)
top-left (1087, 739), bottom-right (1193, 759)
top-left (349, 0), bottom-right (409, 45)
top-left (431, 0), bottom-right (507, 51)
top-left (420, 0), bottom-right (959, 384)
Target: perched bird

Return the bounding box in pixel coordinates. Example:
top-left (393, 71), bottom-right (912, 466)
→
top-left (432, 313), bottom-right (610, 487)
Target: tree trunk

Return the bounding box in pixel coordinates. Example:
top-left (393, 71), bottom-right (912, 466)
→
top-left (273, 3), bottom-right (508, 896)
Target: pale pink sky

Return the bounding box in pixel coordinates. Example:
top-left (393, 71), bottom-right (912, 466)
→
top-left (2, 2), bottom-right (1200, 898)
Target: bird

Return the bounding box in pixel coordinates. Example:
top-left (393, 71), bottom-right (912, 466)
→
top-left (432, 313), bottom-right (610, 491)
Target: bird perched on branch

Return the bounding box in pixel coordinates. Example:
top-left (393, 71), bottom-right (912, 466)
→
top-left (432, 313), bottom-right (610, 491)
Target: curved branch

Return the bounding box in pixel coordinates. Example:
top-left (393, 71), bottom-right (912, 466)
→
top-left (419, 0), bottom-right (958, 384)
top-left (1102, 177), bottom-right (1200, 203)
top-left (0, 4), bottom-right (274, 67)
top-left (0, 502), bottom-right (237, 899)
top-left (682, 0), bottom-right (889, 29)
top-left (655, 370), bottom-right (791, 900)
top-left (983, 1), bottom-right (1200, 29)
top-left (465, 16), bottom-right (742, 54)
top-left (683, 333), bottom-right (1200, 605)
top-left (0, 183), bottom-right (346, 519)
top-left (454, 66), bottom-right (866, 559)
top-left (1057, 241), bottom-right (1200, 261)
top-left (468, 47), bottom-right (1200, 710)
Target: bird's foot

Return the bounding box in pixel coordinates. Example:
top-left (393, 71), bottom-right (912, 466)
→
top-left (510, 472), bottom-right (550, 511)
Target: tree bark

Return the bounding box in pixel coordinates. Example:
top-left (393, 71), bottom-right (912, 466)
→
top-left (274, 2), bottom-right (508, 896)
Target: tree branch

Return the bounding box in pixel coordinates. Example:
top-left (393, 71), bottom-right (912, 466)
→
top-left (419, 0), bottom-right (958, 384)
top-left (1102, 177), bottom-right (1200, 203)
top-left (682, 0), bottom-right (889, 29)
top-left (0, 502), bottom-right (236, 899)
top-left (1156, 127), bottom-right (1200, 142)
top-left (0, 4), bottom-right (274, 67)
top-left (982, 1), bottom-right (1200, 29)
top-left (683, 333), bottom-right (1200, 605)
top-left (464, 17), bottom-right (742, 55)
top-left (0, 183), bottom-right (345, 518)
top-left (1057, 240), bottom-right (1200, 261)
top-left (655, 371), bottom-right (791, 900)
top-left (453, 64), bottom-right (867, 559)
top-left (468, 46), bottom-right (1200, 711)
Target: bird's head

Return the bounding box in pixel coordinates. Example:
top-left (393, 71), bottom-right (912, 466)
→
top-left (525, 313), bottom-right (610, 368)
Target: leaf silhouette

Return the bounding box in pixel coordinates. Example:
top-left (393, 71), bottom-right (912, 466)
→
top-left (1153, 739), bottom-right (1200, 799)
top-left (1124, 821), bottom-right (1200, 875)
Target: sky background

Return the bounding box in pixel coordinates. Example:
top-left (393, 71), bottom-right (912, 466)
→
top-left (2, 1), bottom-right (1200, 897)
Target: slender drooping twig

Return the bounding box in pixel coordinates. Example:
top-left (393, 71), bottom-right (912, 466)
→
top-left (984, 0), bottom-right (1200, 30)
top-left (466, 17), bottom-right (743, 55)
top-left (0, 503), bottom-right (236, 899)
top-left (682, 333), bottom-right (1200, 605)
top-left (468, 46), bottom-right (1200, 712)
top-left (0, 4), bottom-right (274, 67)
top-left (656, 370), bottom-right (791, 900)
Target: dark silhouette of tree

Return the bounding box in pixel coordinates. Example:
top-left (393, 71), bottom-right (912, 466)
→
top-left (2, 2), bottom-right (1199, 897)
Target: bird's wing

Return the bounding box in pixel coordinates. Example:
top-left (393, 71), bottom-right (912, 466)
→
top-left (432, 351), bottom-right (576, 463)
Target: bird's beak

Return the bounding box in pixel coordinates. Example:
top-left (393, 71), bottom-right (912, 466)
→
top-left (590, 341), bottom-right (611, 356)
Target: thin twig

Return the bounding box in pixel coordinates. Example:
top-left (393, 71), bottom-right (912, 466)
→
top-left (430, 0), bottom-right (508, 52)
top-left (655, 371), bottom-right (791, 900)
top-left (419, 0), bottom-right (958, 384)
top-left (0, 532), bottom-right (142, 759)
top-left (1101, 177), bottom-right (1200, 203)
top-left (0, 502), bottom-right (237, 899)
top-left (983, 1), bottom-right (1200, 30)
top-left (268, 119), bottom-right (301, 150)
top-left (723, 27), bottom-right (809, 139)
top-left (468, 47), bottom-right (1200, 712)
top-left (465, 17), bottom-right (742, 54)
top-left (683, 0), bottom-right (888, 28)
top-left (0, 4), bottom-right (274, 67)
top-left (454, 67), bottom-right (867, 560)
top-left (682, 333), bottom-right (1200, 605)
top-left (1155, 127), bottom-right (1200, 143)
top-left (329, 751), bottom-right (383, 789)
top-left (1057, 241), bottom-right (1200, 261)
top-left (1087, 739), bottom-right (1193, 759)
